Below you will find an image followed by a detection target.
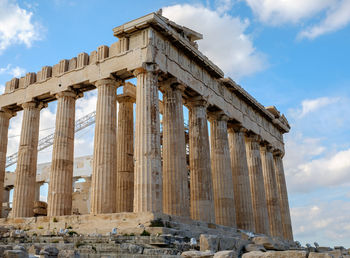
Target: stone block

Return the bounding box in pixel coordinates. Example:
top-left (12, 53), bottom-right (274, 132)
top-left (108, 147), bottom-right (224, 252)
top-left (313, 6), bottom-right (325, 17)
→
top-left (214, 250), bottom-right (238, 258)
top-left (24, 73), bottom-right (36, 87)
top-left (77, 52), bottom-right (89, 68)
top-left (41, 246), bottom-right (59, 257)
top-left (252, 236), bottom-right (285, 250)
top-left (68, 57), bottom-right (77, 71)
top-left (242, 251), bottom-right (307, 258)
top-left (10, 78), bottom-right (19, 91)
top-left (245, 244), bottom-right (266, 252)
top-left (52, 64), bottom-right (60, 77)
top-left (28, 245), bottom-right (41, 255)
top-left (4, 250), bottom-right (28, 258)
top-left (89, 51), bottom-right (97, 64)
top-left (58, 249), bottom-right (80, 258)
top-left (18, 77), bottom-right (25, 89)
top-left (143, 248), bottom-right (179, 255)
top-left (181, 250), bottom-right (214, 257)
top-left (327, 250), bottom-right (342, 258)
top-left (0, 245), bottom-right (13, 256)
top-left (316, 247), bottom-right (333, 253)
top-left (40, 66), bottom-right (52, 81)
top-left (59, 60), bottom-right (69, 74)
top-left (308, 253), bottom-right (334, 258)
top-left (120, 243), bottom-right (143, 254)
top-left (97, 45), bottom-right (109, 61)
top-left (200, 234), bottom-right (219, 252)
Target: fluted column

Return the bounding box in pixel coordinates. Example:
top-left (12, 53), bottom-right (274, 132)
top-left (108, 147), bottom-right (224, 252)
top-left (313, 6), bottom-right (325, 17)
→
top-left (161, 81), bottom-right (189, 217)
top-left (47, 90), bottom-right (78, 216)
top-left (0, 110), bottom-right (14, 217)
top-left (188, 98), bottom-right (214, 223)
top-left (209, 113), bottom-right (236, 227)
top-left (274, 151), bottom-right (293, 240)
top-left (35, 182), bottom-right (42, 201)
top-left (133, 67), bottom-right (162, 213)
top-left (245, 134), bottom-right (270, 235)
top-left (260, 144), bottom-right (283, 237)
top-left (91, 79), bottom-right (120, 214)
top-left (228, 125), bottom-right (255, 232)
top-left (12, 101), bottom-right (43, 218)
top-left (116, 94), bottom-right (134, 212)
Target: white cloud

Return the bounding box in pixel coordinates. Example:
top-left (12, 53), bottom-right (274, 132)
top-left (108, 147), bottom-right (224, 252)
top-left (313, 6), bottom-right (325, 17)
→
top-left (0, 84), bottom-right (4, 94)
top-left (215, 0), bottom-right (234, 14)
top-left (244, 0), bottom-right (335, 25)
top-left (292, 200), bottom-right (350, 246)
top-left (298, 0), bottom-right (350, 39)
top-left (284, 96), bottom-right (350, 193)
top-left (162, 4), bottom-right (266, 79)
top-left (292, 97), bottom-right (339, 118)
top-left (0, 64), bottom-right (26, 77)
top-left (9, 66), bottom-right (26, 77)
top-left (244, 0), bottom-right (350, 39)
top-left (285, 142), bottom-right (350, 192)
top-left (0, 0), bottom-right (42, 53)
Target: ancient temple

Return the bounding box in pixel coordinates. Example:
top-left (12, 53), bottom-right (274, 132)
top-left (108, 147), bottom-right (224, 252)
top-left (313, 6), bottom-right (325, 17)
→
top-left (0, 12), bottom-right (293, 241)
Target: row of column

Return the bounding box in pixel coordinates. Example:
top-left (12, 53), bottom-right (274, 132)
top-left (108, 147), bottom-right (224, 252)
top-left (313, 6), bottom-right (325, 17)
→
top-left (0, 67), bottom-right (293, 241)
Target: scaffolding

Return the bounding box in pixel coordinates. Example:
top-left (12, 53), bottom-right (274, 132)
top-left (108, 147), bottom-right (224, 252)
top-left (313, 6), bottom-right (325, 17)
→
top-left (5, 111), bottom-right (96, 168)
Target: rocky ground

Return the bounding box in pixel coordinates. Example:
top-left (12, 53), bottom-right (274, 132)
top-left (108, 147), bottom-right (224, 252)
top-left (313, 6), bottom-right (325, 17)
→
top-left (0, 219), bottom-right (348, 258)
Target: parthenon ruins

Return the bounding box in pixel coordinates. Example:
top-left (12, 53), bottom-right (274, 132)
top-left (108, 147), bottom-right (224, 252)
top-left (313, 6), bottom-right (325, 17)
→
top-left (0, 12), bottom-right (293, 241)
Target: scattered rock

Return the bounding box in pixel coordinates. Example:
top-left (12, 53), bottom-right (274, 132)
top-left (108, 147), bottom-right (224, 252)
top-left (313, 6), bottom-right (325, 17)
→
top-left (181, 250), bottom-right (215, 257)
top-left (39, 246), bottom-right (59, 257)
top-left (4, 249), bottom-right (29, 258)
top-left (120, 243), bottom-right (144, 254)
top-left (200, 234), bottom-right (219, 252)
top-left (214, 250), bottom-right (238, 258)
top-left (58, 249), bottom-right (80, 258)
top-left (252, 237), bottom-right (275, 250)
top-left (0, 245), bottom-right (13, 256)
top-left (242, 250), bottom-right (307, 257)
top-left (316, 247), bottom-right (333, 253)
top-left (309, 252), bottom-right (334, 258)
top-left (28, 245), bottom-right (41, 255)
top-left (245, 243), bottom-right (266, 252)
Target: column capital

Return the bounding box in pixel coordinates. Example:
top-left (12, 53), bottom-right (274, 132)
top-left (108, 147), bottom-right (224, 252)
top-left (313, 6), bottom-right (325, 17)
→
top-left (94, 78), bottom-right (122, 88)
top-left (185, 96), bottom-right (208, 108)
top-left (244, 132), bottom-right (262, 143)
top-left (208, 110), bottom-right (229, 122)
top-left (21, 101), bottom-right (47, 110)
top-left (260, 142), bottom-right (274, 152)
top-left (55, 90), bottom-right (80, 99)
top-left (273, 149), bottom-right (285, 158)
top-left (0, 108), bottom-right (16, 118)
top-left (227, 123), bottom-right (247, 133)
top-left (116, 95), bottom-right (135, 103)
top-left (159, 78), bottom-right (186, 93)
top-left (133, 63), bottom-right (160, 77)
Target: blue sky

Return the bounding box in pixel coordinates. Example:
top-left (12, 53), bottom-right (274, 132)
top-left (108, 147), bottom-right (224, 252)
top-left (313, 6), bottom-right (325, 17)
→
top-left (1, 0), bottom-right (350, 247)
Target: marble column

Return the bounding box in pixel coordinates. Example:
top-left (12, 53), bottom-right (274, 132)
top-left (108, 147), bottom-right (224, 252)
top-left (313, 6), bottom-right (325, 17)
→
top-left (133, 67), bottom-right (162, 213)
top-left (228, 125), bottom-right (255, 232)
top-left (91, 79), bottom-right (120, 214)
top-left (116, 94), bottom-right (134, 212)
top-left (274, 151), bottom-right (294, 240)
top-left (0, 110), bottom-right (13, 217)
top-left (209, 113), bottom-right (236, 227)
top-left (12, 101), bottom-right (43, 218)
top-left (187, 98), bottom-right (214, 223)
top-left (245, 134), bottom-right (270, 235)
top-left (48, 90), bottom-right (77, 216)
top-left (161, 81), bottom-right (189, 217)
top-left (35, 182), bottom-right (42, 201)
top-left (260, 144), bottom-right (283, 238)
